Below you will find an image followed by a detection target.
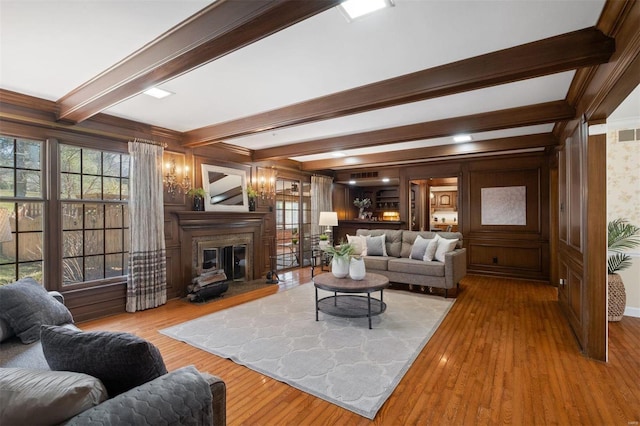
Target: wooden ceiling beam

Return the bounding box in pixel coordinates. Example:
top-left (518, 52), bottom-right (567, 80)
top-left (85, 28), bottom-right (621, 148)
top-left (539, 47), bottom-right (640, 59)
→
top-left (56, 0), bottom-right (342, 124)
top-left (300, 133), bottom-right (558, 170)
top-left (183, 27), bottom-right (613, 147)
top-left (254, 100), bottom-right (574, 161)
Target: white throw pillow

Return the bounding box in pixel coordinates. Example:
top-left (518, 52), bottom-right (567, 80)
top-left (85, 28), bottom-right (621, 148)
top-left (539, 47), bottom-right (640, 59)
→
top-left (0, 368), bottom-right (107, 425)
top-left (434, 237), bottom-right (458, 262)
top-left (423, 234), bottom-right (440, 261)
top-left (346, 234), bottom-right (367, 256)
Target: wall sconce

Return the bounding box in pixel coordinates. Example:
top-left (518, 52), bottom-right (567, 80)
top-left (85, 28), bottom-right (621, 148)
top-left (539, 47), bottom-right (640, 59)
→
top-left (0, 208), bottom-right (13, 243)
top-left (164, 158), bottom-right (191, 198)
top-left (257, 167), bottom-right (277, 199)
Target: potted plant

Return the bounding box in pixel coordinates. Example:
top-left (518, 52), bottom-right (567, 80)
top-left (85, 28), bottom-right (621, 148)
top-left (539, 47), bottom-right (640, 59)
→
top-left (323, 241), bottom-right (354, 278)
top-left (318, 233), bottom-right (329, 248)
top-left (607, 218), bottom-right (640, 321)
top-left (246, 186), bottom-right (258, 211)
top-left (186, 187), bottom-right (207, 211)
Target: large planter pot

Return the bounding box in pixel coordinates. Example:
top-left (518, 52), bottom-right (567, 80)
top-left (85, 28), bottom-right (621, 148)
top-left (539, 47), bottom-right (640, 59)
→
top-left (608, 273), bottom-right (626, 322)
top-left (331, 255), bottom-right (349, 278)
top-left (349, 257), bottom-right (366, 280)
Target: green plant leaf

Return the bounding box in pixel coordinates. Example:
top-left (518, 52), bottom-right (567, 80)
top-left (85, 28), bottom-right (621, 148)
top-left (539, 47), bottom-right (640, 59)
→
top-left (608, 252), bottom-right (632, 274)
top-left (608, 218), bottom-right (640, 252)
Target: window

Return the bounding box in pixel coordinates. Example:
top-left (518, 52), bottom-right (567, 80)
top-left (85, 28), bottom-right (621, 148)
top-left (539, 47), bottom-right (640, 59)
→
top-left (0, 136), bottom-right (45, 284)
top-left (59, 145), bottom-right (130, 285)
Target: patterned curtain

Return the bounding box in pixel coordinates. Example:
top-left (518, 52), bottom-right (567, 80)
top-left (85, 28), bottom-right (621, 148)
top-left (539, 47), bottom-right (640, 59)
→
top-left (126, 140), bottom-right (167, 312)
top-left (311, 175), bottom-right (333, 236)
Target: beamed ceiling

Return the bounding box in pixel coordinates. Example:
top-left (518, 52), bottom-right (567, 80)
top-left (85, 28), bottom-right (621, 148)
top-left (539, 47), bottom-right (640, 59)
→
top-left (1, 0), bottom-right (637, 172)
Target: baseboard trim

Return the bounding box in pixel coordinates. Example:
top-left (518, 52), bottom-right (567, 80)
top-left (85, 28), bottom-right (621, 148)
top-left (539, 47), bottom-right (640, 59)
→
top-left (624, 306), bottom-right (640, 318)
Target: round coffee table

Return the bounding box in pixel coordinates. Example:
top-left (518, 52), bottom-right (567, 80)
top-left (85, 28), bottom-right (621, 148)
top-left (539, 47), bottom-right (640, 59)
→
top-left (313, 272), bottom-right (390, 329)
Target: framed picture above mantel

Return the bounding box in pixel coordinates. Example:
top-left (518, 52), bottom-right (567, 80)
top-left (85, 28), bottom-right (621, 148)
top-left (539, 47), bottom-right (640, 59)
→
top-left (201, 164), bottom-right (249, 212)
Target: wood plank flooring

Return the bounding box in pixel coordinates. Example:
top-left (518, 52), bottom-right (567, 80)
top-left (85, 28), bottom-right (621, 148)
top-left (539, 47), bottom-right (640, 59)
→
top-left (78, 271), bottom-right (640, 425)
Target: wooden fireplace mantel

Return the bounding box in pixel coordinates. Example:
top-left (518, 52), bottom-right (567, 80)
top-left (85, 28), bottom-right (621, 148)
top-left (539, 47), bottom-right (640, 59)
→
top-left (176, 211), bottom-right (268, 229)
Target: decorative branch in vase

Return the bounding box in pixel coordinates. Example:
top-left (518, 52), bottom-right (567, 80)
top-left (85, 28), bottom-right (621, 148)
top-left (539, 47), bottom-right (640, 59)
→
top-left (353, 198), bottom-right (372, 220)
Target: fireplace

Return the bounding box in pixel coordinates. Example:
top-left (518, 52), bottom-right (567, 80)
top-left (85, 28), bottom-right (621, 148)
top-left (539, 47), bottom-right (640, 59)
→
top-left (177, 211), bottom-right (268, 292)
top-left (193, 233), bottom-right (253, 282)
top-left (200, 245), bottom-right (247, 281)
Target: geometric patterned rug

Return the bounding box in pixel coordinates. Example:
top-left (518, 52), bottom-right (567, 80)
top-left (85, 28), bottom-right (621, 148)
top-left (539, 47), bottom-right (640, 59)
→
top-left (161, 283), bottom-right (454, 419)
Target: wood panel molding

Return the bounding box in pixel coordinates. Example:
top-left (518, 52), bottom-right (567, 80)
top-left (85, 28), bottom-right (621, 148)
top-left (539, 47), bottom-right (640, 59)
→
top-left (184, 27), bottom-right (612, 147)
top-left (56, 0), bottom-right (342, 124)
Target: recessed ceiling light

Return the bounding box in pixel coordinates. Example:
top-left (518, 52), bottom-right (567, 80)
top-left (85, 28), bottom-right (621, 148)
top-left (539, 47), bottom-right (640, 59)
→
top-left (349, 180), bottom-right (356, 185)
top-left (143, 87), bottom-right (173, 99)
top-left (453, 134), bottom-right (472, 143)
top-left (332, 151), bottom-right (346, 158)
top-left (382, 178), bottom-right (390, 183)
top-left (338, 0), bottom-right (393, 21)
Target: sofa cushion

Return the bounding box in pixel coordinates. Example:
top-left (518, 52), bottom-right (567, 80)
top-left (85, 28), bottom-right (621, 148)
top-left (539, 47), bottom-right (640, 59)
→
top-left (0, 367), bottom-right (107, 425)
top-left (400, 231), bottom-right (436, 257)
top-left (357, 229), bottom-right (402, 257)
top-left (435, 237), bottom-right (459, 262)
top-left (409, 235), bottom-right (430, 260)
top-left (0, 278), bottom-right (74, 344)
top-left (365, 234), bottom-right (387, 256)
top-left (41, 325), bottom-right (167, 397)
top-left (388, 258), bottom-right (445, 277)
top-left (363, 256), bottom-right (391, 271)
top-left (346, 234), bottom-right (367, 256)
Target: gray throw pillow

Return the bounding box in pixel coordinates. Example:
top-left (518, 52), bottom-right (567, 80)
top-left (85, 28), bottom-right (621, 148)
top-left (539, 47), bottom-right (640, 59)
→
top-left (366, 234), bottom-right (387, 256)
top-left (41, 325), bottom-right (168, 397)
top-left (0, 278), bottom-right (74, 344)
top-left (410, 235), bottom-right (431, 260)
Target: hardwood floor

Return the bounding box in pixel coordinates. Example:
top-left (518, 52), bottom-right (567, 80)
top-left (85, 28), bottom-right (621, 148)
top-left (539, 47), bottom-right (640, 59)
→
top-left (79, 271), bottom-right (640, 425)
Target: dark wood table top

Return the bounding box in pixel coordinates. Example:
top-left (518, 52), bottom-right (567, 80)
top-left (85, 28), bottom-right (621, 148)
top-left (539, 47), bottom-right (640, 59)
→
top-left (313, 272), bottom-right (389, 293)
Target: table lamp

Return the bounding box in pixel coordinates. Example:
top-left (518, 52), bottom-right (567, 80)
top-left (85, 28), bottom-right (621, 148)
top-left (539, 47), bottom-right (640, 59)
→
top-left (319, 211), bottom-right (338, 237)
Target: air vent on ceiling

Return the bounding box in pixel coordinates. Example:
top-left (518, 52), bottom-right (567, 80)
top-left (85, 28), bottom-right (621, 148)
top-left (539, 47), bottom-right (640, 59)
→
top-left (618, 128), bottom-right (640, 142)
top-left (350, 171), bottom-right (378, 179)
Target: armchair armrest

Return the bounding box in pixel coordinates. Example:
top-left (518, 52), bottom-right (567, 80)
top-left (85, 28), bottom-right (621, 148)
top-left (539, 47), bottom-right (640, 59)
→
top-left (64, 366), bottom-right (218, 425)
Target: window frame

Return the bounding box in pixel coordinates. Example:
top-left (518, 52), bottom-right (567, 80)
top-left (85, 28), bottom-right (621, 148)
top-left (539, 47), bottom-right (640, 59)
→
top-left (56, 140), bottom-right (131, 290)
top-left (0, 135), bottom-right (46, 285)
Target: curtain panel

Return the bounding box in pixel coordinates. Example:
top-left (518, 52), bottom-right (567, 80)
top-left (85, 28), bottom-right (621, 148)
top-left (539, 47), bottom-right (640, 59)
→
top-left (127, 141), bottom-right (167, 312)
top-left (311, 175), bottom-right (333, 237)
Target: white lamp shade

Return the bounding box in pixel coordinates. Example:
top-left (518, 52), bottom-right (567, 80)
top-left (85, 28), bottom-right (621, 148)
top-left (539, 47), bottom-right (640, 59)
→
top-left (318, 211), bottom-right (338, 227)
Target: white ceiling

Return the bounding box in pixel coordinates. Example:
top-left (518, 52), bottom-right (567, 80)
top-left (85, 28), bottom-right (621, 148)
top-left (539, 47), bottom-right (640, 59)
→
top-left (2, 0), bottom-right (623, 168)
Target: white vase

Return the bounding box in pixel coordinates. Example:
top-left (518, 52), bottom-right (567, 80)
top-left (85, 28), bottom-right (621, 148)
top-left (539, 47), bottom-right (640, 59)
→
top-left (349, 257), bottom-right (366, 280)
top-left (331, 255), bottom-right (349, 278)
top-left (319, 240), bottom-right (329, 249)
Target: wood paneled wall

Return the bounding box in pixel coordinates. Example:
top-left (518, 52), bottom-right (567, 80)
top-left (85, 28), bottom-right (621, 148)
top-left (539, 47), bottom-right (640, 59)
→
top-left (463, 155), bottom-right (550, 281)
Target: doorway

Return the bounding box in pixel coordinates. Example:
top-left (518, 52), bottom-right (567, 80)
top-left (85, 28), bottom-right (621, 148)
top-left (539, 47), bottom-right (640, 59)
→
top-left (274, 178), bottom-right (311, 271)
top-left (409, 177), bottom-right (459, 232)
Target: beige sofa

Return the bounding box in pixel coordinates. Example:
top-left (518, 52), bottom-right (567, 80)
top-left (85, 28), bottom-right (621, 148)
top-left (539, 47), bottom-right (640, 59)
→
top-left (355, 229), bottom-right (467, 298)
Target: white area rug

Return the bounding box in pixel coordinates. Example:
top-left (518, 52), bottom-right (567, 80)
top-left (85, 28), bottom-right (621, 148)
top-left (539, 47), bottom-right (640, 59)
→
top-left (160, 283), bottom-right (454, 419)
